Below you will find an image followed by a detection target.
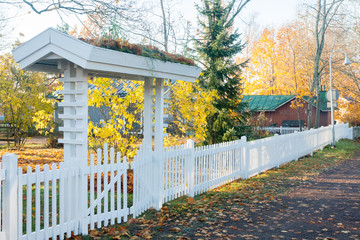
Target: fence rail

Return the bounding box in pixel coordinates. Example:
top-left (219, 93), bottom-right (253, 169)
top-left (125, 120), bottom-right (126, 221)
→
top-left (0, 123), bottom-right (354, 239)
top-left (260, 126), bottom-right (302, 135)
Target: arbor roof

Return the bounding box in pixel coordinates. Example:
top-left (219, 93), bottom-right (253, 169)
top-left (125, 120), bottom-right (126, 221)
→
top-left (12, 28), bottom-right (201, 82)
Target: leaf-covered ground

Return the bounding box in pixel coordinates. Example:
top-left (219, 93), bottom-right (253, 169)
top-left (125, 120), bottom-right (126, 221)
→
top-left (78, 139), bottom-right (360, 239)
top-left (0, 141), bottom-right (63, 172)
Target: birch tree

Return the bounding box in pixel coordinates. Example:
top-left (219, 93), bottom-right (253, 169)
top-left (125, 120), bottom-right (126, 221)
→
top-left (306, 0), bottom-right (345, 128)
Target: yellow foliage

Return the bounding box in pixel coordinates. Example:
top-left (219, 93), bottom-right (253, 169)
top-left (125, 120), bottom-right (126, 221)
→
top-left (337, 98), bottom-right (360, 126)
top-left (245, 24), bottom-right (313, 97)
top-left (0, 54), bottom-right (54, 148)
top-left (87, 78), bottom-right (143, 159)
top-left (168, 80), bottom-right (217, 141)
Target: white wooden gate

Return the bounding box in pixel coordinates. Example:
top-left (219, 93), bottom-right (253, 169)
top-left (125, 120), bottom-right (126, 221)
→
top-left (83, 144), bottom-right (129, 234)
top-left (15, 144), bottom-right (131, 239)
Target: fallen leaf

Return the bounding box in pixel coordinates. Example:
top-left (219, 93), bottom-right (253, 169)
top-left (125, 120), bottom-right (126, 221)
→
top-left (170, 227), bottom-right (181, 233)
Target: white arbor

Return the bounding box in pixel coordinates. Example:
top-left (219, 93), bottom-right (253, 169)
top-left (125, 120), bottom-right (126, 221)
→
top-left (13, 28), bottom-right (201, 169)
top-left (13, 28), bottom-right (201, 212)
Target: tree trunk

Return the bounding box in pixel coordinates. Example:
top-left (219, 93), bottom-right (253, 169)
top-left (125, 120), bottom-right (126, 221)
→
top-left (315, 88), bottom-right (321, 128)
top-left (307, 103), bottom-right (313, 129)
top-left (297, 108), bottom-right (302, 131)
top-left (160, 0), bottom-right (168, 52)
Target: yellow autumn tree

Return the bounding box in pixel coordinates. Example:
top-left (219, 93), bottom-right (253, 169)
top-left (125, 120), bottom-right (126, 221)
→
top-left (168, 80), bottom-right (217, 142)
top-left (333, 61), bottom-right (360, 125)
top-left (88, 78), bottom-right (143, 158)
top-left (246, 24), bottom-right (314, 97)
top-left (329, 18), bottom-right (360, 125)
top-left (0, 54), bottom-right (54, 149)
top-left (247, 28), bottom-right (279, 95)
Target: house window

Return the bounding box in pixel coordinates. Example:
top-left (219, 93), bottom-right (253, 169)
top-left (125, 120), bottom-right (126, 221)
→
top-left (282, 120), bottom-right (304, 127)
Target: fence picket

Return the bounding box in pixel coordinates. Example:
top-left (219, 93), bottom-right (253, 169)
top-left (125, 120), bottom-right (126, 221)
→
top-left (51, 163), bottom-right (57, 240)
top-left (59, 163), bottom-right (64, 240)
top-left (26, 166), bottom-right (32, 236)
top-left (96, 148), bottom-right (102, 228)
top-left (89, 155), bottom-right (95, 230)
top-left (123, 157), bottom-right (128, 222)
top-left (17, 167), bottom-right (22, 239)
top-left (74, 167), bottom-right (79, 235)
top-left (66, 168), bottom-right (71, 238)
top-left (44, 165), bottom-right (50, 239)
top-left (110, 147), bottom-right (115, 225)
top-left (116, 153), bottom-right (121, 223)
top-left (103, 144), bottom-right (109, 227)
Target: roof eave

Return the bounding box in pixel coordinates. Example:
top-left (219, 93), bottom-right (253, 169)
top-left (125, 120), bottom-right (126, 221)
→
top-left (273, 96), bottom-right (296, 110)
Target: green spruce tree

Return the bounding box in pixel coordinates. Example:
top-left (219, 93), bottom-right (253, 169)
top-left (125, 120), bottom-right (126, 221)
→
top-left (196, 0), bottom-right (250, 144)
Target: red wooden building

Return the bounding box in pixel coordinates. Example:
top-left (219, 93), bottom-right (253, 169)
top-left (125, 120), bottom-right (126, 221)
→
top-left (242, 92), bottom-right (331, 128)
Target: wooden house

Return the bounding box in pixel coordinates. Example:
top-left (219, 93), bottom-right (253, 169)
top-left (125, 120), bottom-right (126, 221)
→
top-left (242, 92), bottom-right (331, 128)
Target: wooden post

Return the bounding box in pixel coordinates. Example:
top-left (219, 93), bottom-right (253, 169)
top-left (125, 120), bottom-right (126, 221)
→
top-left (153, 78), bottom-right (165, 209)
top-left (154, 78), bottom-right (164, 152)
top-left (57, 62), bottom-right (89, 234)
top-left (187, 139), bottom-right (195, 197)
top-left (143, 78), bottom-right (159, 209)
top-left (3, 154), bottom-right (18, 240)
top-left (241, 136), bottom-right (249, 179)
top-left (143, 77), bottom-right (153, 152)
top-left (58, 63), bottom-right (88, 168)
top-left (273, 134), bottom-right (280, 168)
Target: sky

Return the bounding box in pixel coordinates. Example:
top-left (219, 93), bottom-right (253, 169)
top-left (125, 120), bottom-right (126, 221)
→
top-left (4, 0), bottom-right (305, 51)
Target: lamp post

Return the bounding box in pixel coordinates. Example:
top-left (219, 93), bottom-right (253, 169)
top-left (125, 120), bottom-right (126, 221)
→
top-left (329, 49), bottom-right (351, 147)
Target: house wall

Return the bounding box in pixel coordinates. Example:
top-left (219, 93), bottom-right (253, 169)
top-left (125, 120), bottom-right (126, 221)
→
top-left (254, 100), bottom-right (331, 127)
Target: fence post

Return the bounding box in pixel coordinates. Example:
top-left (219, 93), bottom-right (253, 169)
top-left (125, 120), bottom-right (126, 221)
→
top-left (346, 123), bottom-right (353, 140)
top-left (296, 131), bottom-right (301, 161)
top-left (273, 134), bottom-right (280, 168)
top-left (3, 154), bottom-right (18, 240)
top-left (309, 128), bottom-right (314, 156)
top-left (187, 140), bottom-right (195, 198)
top-left (240, 136), bottom-right (246, 178)
top-left (153, 149), bottom-right (164, 210)
top-left (240, 136), bottom-right (249, 179)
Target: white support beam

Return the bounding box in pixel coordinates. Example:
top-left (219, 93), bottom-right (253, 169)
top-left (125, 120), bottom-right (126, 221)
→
top-left (153, 78), bottom-right (165, 210)
top-left (57, 62), bottom-right (89, 234)
top-left (58, 63), bottom-right (88, 168)
top-left (143, 77), bottom-right (153, 152)
top-left (154, 78), bottom-right (165, 152)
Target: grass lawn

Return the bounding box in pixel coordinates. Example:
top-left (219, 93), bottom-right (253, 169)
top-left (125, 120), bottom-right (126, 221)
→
top-left (77, 139), bottom-right (360, 239)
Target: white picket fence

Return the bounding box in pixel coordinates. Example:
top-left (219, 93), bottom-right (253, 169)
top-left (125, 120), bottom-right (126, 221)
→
top-left (0, 123), bottom-right (354, 239)
top-left (260, 126), bottom-right (302, 135)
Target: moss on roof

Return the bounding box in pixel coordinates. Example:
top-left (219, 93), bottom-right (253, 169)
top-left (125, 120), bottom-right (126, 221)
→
top-left (79, 38), bottom-right (196, 66)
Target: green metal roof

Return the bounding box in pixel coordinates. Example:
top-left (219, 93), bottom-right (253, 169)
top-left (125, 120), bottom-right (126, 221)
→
top-left (242, 95), bottom-right (296, 111)
top-left (243, 92), bottom-right (331, 112)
